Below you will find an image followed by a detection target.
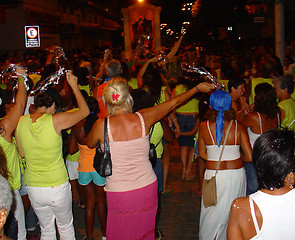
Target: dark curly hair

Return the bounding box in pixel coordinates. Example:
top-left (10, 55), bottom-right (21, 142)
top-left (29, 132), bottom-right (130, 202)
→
top-left (204, 108), bottom-right (236, 122)
top-left (253, 129), bottom-right (295, 190)
top-left (253, 83), bottom-right (279, 119)
top-left (34, 93), bottom-right (53, 109)
top-left (130, 89), bottom-right (154, 112)
top-left (142, 64), bottom-right (163, 105)
top-left (84, 96), bottom-right (99, 137)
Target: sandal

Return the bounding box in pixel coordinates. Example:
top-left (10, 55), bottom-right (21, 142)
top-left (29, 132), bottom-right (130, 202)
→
top-left (182, 170), bottom-right (186, 180)
top-left (155, 229), bottom-right (165, 240)
top-left (162, 187), bottom-right (173, 195)
top-left (77, 201), bottom-right (85, 209)
top-left (185, 171), bottom-right (196, 181)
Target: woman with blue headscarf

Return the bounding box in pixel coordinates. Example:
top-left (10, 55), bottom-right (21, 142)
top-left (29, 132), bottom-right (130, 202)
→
top-left (198, 90), bottom-right (252, 240)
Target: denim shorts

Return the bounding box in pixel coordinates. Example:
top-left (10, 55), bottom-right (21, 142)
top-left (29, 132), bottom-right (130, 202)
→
top-left (193, 139), bottom-right (199, 156)
top-left (19, 170), bottom-right (27, 196)
top-left (153, 158), bottom-right (163, 193)
top-left (176, 113), bottom-right (197, 148)
top-left (78, 171), bottom-right (106, 186)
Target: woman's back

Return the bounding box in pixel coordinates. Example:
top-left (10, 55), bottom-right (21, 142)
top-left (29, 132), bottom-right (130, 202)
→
top-left (201, 120), bottom-right (242, 146)
top-left (107, 113), bottom-right (147, 141)
top-left (244, 112), bottom-right (279, 148)
top-left (249, 189), bottom-right (295, 239)
top-left (105, 112), bottom-right (157, 192)
top-left (244, 112), bottom-right (279, 135)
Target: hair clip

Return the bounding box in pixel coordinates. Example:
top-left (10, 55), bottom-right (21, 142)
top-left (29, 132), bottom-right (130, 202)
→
top-left (112, 93), bottom-right (120, 102)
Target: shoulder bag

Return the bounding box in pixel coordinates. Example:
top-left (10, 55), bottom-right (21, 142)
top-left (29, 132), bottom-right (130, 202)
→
top-left (149, 124), bottom-right (160, 168)
top-left (93, 117), bottom-right (112, 177)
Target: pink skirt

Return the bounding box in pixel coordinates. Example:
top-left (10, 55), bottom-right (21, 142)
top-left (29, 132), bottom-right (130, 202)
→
top-left (106, 180), bottom-right (158, 240)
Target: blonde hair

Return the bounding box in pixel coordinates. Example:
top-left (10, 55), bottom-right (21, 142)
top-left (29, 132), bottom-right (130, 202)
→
top-left (103, 77), bottom-right (134, 115)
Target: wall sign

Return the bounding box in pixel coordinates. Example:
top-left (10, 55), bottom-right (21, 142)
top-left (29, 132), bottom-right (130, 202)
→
top-left (25, 25), bottom-right (40, 48)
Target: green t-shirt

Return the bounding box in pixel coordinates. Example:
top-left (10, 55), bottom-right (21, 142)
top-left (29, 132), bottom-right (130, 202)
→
top-left (16, 114), bottom-right (68, 187)
top-left (150, 122), bottom-right (164, 159)
top-left (174, 84), bottom-right (199, 113)
top-left (78, 84), bottom-right (92, 96)
top-left (0, 136), bottom-right (21, 190)
top-left (278, 98), bottom-right (295, 131)
top-left (128, 77), bottom-right (138, 90)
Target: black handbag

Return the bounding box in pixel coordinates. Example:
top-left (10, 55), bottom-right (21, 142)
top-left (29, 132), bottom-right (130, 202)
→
top-left (149, 125), bottom-right (160, 168)
top-left (93, 118), bottom-right (112, 177)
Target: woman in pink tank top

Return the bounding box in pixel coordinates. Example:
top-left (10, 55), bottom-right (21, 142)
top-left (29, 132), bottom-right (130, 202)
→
top-left (86, 77), bottom-right (214, 240)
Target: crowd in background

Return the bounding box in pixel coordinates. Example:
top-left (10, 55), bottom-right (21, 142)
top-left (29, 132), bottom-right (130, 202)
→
top-left (0, 36), bottom-right (294, 240)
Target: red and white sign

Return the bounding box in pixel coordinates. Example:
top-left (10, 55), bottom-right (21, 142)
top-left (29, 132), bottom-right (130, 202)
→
top-left (25, 25), bottom-right (40, 48)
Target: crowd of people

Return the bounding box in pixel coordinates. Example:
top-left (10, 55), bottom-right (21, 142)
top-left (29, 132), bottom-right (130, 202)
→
top-left (0, 37), bottom-right (294, 240)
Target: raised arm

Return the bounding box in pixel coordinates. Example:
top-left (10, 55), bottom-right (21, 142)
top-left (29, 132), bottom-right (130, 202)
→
top-left (140, 82), bottom-right (215, 133)
top-left (1, 70), bottom-right (27, 142)
top-left (53, 72), bottom-right (89, 134)
top-left (95, 49), bottom-right (112, 80)
top-left (137, 57), bottom-right (158, 88)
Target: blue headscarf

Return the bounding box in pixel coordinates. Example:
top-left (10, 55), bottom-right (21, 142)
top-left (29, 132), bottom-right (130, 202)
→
top-left (209, 90), bottom-right (232, 147)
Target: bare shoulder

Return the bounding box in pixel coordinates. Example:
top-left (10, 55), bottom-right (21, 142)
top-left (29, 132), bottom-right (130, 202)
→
top-left (242, 112), bottom-right (257, 125)
top-left (230, 196), bottom-right (249, 213)
top-left (199, 121), bottom-right (207, 130)
top-left (237, 120), bottom-right (247, 132)
top-left (230, 196), bottom-right (257, 229)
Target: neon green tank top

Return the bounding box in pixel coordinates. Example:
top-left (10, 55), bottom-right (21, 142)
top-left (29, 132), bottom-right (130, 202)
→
top-left (0, 136), bottom-right (21, 190)
top-left (16, 114), bottom-right (68, 187)
top-left (128, 77), bottom-right (138, 90)
top-left (79, 84), bottom-right (92, 96)
top-left (278, 98), bottom-right (295, 131)
top-left (150, 122), bottom-right (164, 158)
top-left (174, 84), bottom-right (199, 113)
top-left (158, 86), bottom-right (167, 104)
top-left (249, 77), bottom-right (273, 105)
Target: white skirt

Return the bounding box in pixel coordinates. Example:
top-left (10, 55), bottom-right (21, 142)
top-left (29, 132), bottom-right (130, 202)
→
top-left (199, 167), bottom-right (246, 240)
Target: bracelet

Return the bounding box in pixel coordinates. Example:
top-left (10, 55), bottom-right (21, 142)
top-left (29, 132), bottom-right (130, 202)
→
top-left (195, 86), bottom-right (200, 93)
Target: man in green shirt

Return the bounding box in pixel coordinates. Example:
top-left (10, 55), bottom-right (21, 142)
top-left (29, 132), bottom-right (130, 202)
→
top-left (274, 75), bottom-right (295, 131)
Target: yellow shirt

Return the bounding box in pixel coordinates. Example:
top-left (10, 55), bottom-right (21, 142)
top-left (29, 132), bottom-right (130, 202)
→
top-left (278, 98), bottom-right (295, 131)
top-left (174, 84), bottom-right (199, 113)
top-left (0, 136), bottom-right (21, 190)
top-left (16, 114), bottom-right (68, 187)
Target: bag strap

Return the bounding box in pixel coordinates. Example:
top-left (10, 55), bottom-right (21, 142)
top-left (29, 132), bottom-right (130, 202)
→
top-left (287, 119), bottom-right (295, 129)
top-left (103, 118), bottom-right (109, 152)
top-left (149, 124), bottom-right (161, 148)
top-left (215, 120), bottom-right (233, 176)
top-left (149, 124), bottom-right (154, 140)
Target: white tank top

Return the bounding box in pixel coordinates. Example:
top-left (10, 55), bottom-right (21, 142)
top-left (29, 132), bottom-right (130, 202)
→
top-left (249, 189), bottom-right (295, 239)
top-left (247, 112), bottom-right (280, 148)
top-left (206, 120), bottom-right (240, 161)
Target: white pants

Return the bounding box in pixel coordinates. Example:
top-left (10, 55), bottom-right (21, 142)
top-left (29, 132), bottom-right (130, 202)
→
top-left (13, 189), bottom-right (26, 240)
top-left (26, 181), bottom-right (76, 240)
